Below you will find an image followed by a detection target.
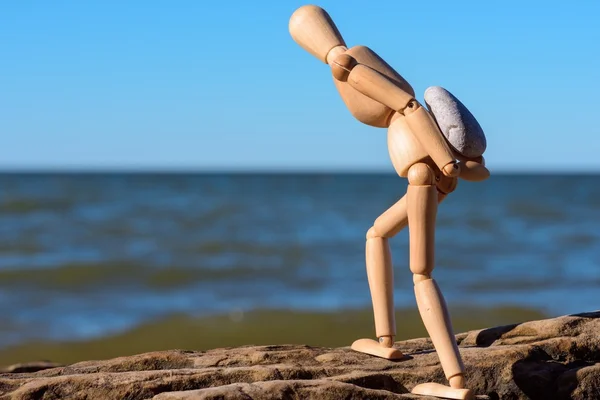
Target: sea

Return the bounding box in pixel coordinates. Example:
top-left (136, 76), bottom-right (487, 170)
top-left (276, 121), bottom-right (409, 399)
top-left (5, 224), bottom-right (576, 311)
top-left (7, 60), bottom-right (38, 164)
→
top-left (0, 173), bottom-right (598, 355)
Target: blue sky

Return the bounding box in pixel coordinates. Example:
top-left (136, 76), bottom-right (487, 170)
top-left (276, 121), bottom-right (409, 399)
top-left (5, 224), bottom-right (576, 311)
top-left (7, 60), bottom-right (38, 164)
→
top-left (1, 0), bottom-right (599, 172)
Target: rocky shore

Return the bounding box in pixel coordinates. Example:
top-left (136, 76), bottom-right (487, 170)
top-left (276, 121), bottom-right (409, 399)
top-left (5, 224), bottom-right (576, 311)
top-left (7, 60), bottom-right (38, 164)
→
top-left (1, 311), bottom-right (599, 399)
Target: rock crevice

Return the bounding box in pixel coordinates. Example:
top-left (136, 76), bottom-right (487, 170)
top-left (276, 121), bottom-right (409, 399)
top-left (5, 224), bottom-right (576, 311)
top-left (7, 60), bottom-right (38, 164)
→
top-left (1, 312), bottom-right (599, 399)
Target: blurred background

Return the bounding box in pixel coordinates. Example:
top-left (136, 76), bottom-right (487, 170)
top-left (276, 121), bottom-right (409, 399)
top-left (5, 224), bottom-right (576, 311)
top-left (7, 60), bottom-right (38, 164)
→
top-left (0, 0), bottom-right (599, 367)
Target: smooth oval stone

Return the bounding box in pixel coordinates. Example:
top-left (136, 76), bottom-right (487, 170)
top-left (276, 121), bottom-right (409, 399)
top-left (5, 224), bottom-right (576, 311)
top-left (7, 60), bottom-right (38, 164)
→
top-left (424, 86), bottom-right (486, 158)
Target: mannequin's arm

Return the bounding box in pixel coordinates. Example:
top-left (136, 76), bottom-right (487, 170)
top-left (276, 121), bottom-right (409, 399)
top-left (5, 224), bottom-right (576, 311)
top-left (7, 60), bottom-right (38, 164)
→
top-left (331, 54), bottom-right (459, 177)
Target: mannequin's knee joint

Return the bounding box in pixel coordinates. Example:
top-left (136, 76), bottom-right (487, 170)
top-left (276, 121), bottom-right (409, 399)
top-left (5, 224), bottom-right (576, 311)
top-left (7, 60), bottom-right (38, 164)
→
top-left (366, 226), bottom-right (380, 239)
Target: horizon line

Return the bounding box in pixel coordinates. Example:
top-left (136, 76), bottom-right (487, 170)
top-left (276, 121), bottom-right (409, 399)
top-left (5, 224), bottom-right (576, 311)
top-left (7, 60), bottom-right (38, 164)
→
top-left (0, 167), bottom-right (598, 175)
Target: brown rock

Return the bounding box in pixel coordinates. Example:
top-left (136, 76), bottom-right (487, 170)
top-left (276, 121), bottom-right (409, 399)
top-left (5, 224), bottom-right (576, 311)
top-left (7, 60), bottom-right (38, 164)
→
top-left (0, 362), bottom-right (63, 374)
top-left (1, 312), bottom-right (599, 399)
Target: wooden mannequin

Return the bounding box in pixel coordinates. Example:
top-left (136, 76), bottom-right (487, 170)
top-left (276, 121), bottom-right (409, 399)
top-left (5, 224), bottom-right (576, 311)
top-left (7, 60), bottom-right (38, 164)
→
top-left (289, 5), bottom-right (490, 400)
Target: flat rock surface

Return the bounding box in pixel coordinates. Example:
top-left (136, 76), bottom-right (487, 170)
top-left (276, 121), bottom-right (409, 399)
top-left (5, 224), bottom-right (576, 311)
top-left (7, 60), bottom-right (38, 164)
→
top-left (2, 311), bottom-right (599, 399)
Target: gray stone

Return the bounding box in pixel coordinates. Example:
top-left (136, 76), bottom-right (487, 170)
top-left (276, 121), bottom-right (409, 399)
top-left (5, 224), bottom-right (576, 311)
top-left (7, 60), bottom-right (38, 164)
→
top-left (424, 86), bottom-right (486, 158)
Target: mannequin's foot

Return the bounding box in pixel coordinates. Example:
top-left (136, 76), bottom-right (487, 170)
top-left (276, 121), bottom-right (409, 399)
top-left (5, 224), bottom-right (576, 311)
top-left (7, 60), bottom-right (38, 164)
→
top-left (351, 338), bottom-right (404, 360)
top-left (411, 382), bottom-right (473, 400)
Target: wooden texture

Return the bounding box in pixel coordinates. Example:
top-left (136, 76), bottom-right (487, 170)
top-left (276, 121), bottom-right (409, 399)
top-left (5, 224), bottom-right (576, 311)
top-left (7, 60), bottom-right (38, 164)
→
top-left (332, 46), bottom-right (414, 128)
top-left (436, 174), bottom-right (459, 195)
top-left (458, 160), bottom-right (490, 181)
top-left (365, 236), bottom-right (395, 338)
top-left (350, 338), bottom-right (404, 360)
top-left (449, 374), bottom-right (466, 389)
top-left (325, 45), bottom-right (348, 65)
top-left (387, 113), bottom-right (430, 177)
top-left (289, 5), bottom-right (480, 394)
top-left (289, 5), bottom-right (346, 63)
top-left (330, 53), bottom-right (356, 81)
top-left (372, 194), bottom-right (408, 238)
top-left (336, 61), bottom-right (415, 112)
top-left (407, 185), bottom-right (437, 276)
top-left (404, 104), bottom-right (458, 176)
top-left (411, 382), bottom-right (473, 400)
top-left (373, 171), bottom-right (455, 242)
top-left (414, 279), bottom-right (465, 380)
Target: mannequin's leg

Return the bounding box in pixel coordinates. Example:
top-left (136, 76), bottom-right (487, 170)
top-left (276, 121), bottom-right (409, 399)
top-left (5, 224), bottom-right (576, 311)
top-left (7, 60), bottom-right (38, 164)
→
top-left (407, 163), bottom-right (472, 400)
top-left (351, 195), bottom-right (408, 359)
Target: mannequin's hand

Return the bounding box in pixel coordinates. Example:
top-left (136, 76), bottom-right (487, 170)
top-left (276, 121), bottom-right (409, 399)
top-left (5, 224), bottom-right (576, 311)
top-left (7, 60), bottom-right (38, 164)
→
top-left (457, 157), bottom-right (490, 181)
top-left (441, 162), bottom-right (461, 178)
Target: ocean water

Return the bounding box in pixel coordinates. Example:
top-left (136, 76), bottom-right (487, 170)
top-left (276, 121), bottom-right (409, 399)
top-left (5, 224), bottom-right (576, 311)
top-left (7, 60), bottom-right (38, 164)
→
top-left (0, 173), bottom-right (598, 352)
